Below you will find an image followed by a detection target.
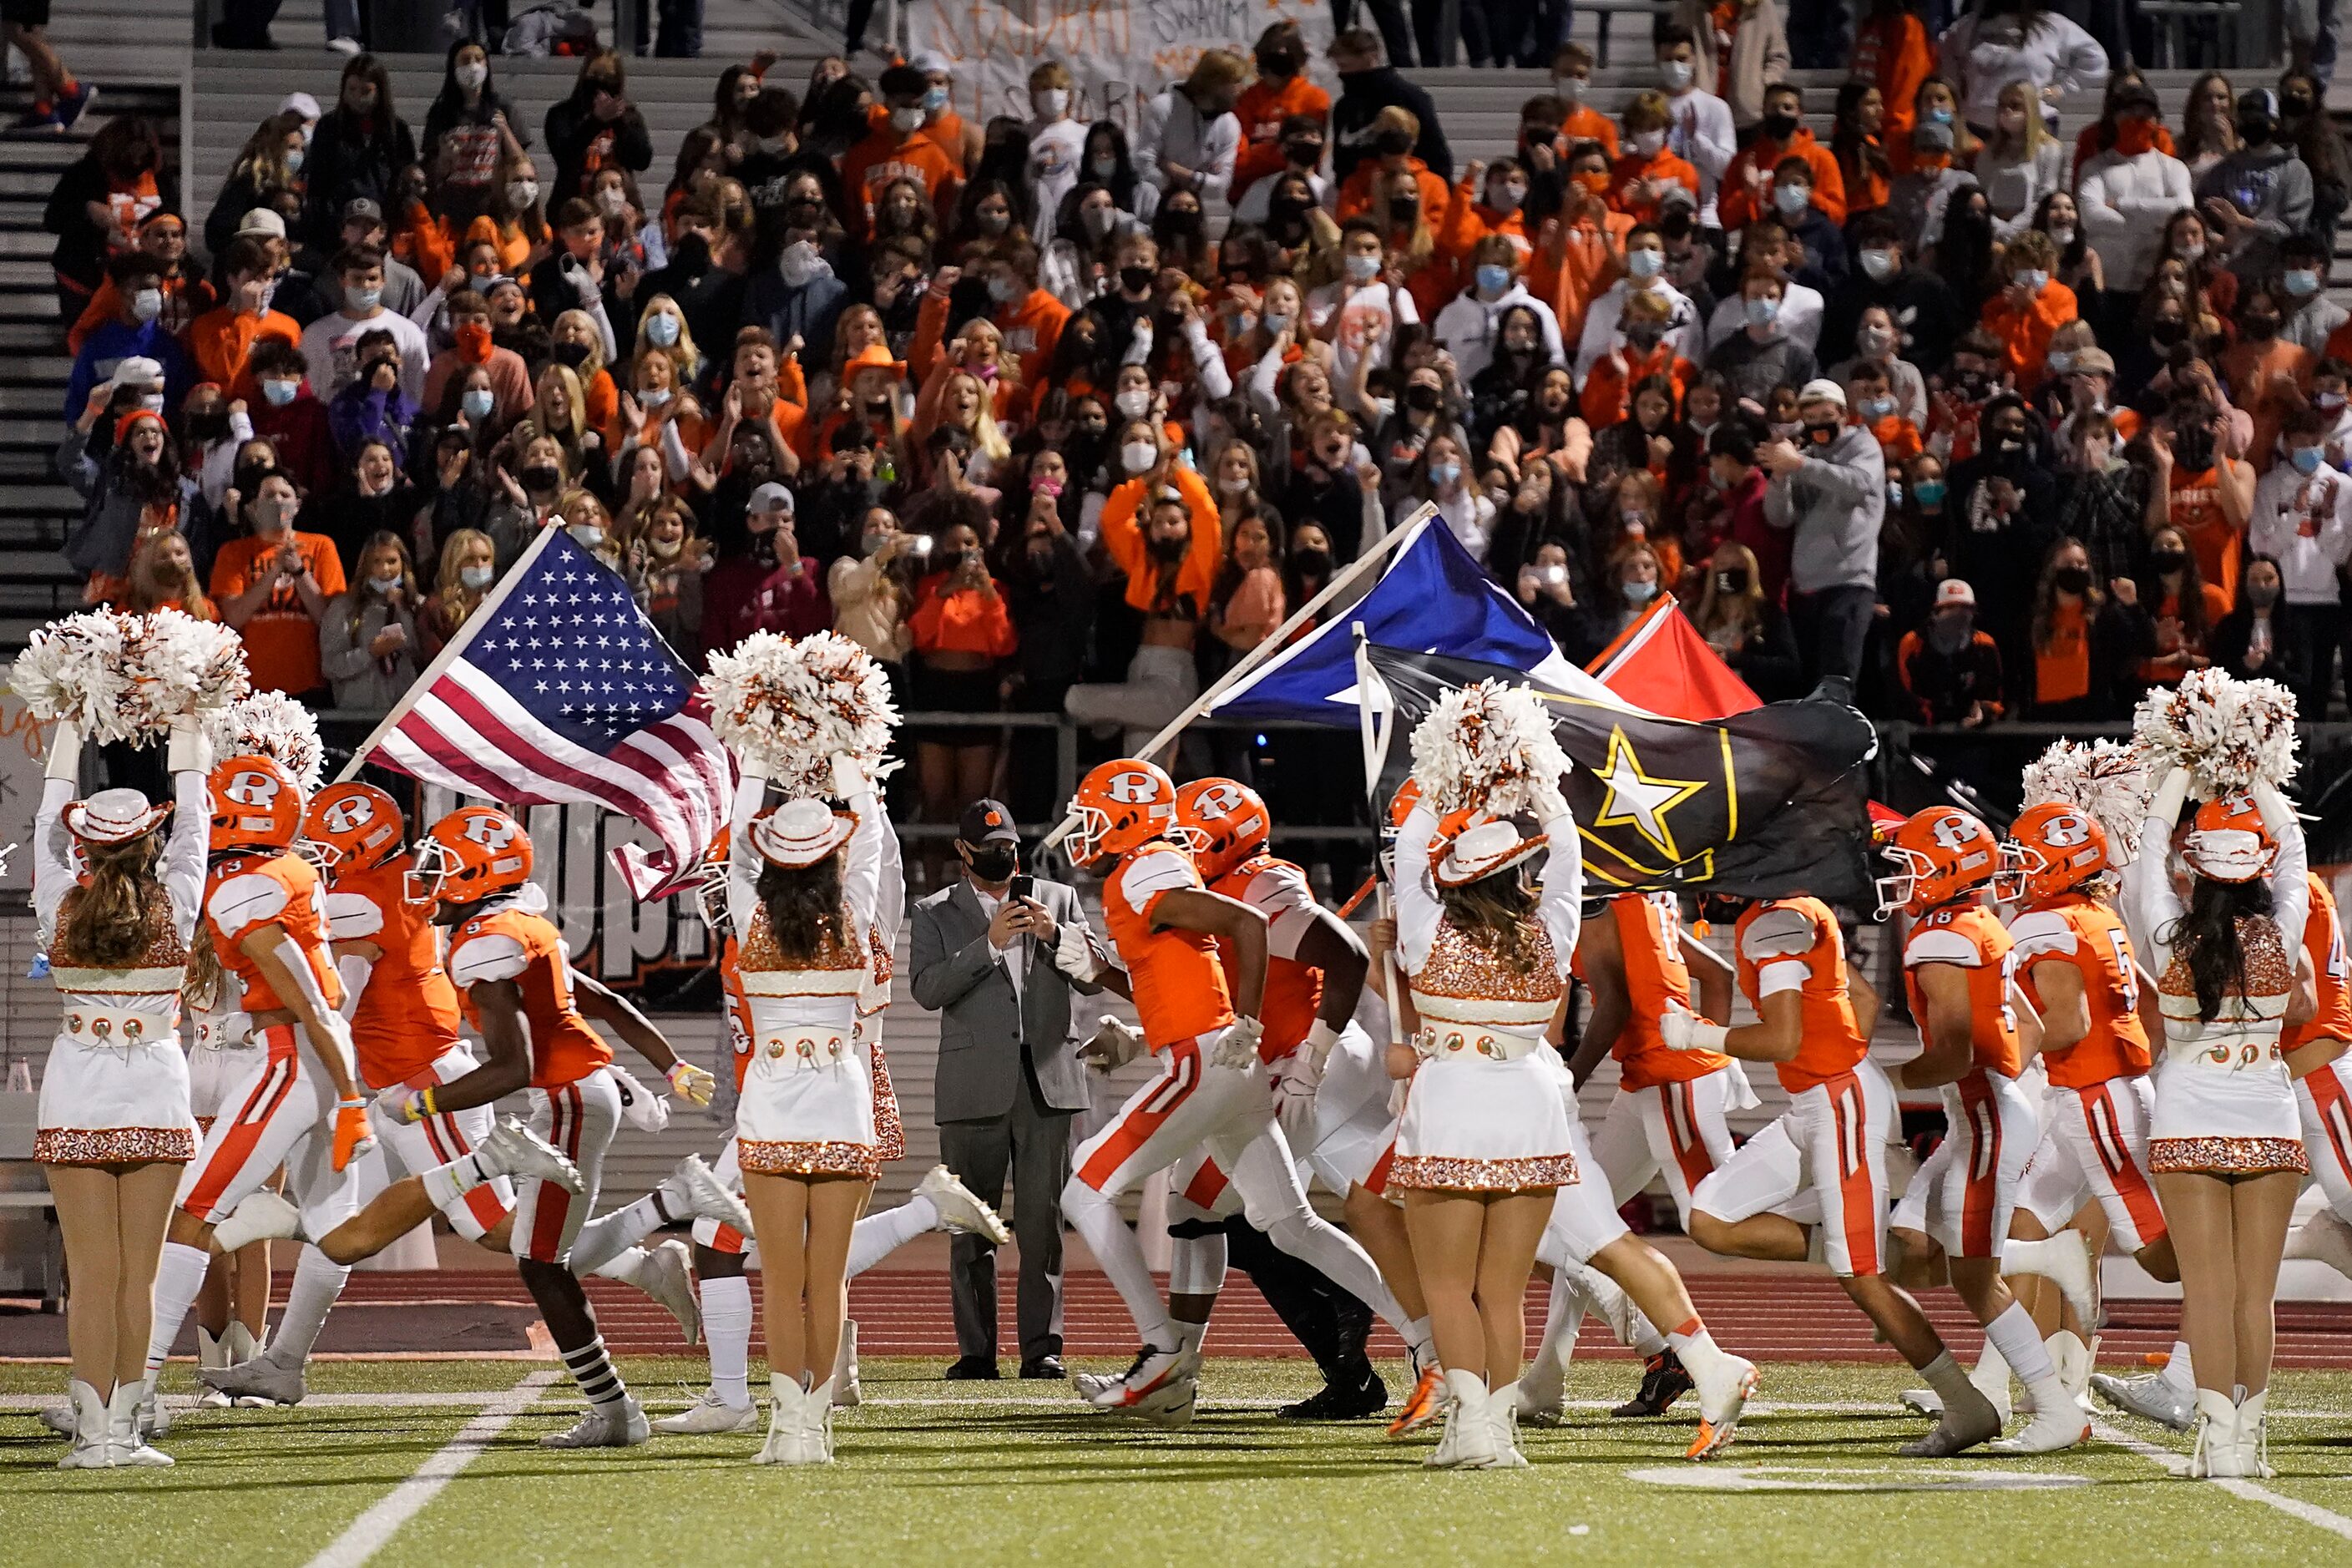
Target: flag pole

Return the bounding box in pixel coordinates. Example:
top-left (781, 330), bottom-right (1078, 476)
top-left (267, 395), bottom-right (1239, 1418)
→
top-left (1353, 629), bottom-right (1409, 1060)
top-left (1038, 503), bottom-right (1438, 851)
top-left (330, 524), bottom-right (565, 784)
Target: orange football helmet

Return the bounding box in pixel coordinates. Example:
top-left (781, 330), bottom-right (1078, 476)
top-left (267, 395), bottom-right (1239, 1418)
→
top-left (2001, 802), bottom-right (2112, 903)
top-left (209, 756), bottom-right (306, 853)
top-left (2183, 792), bottom-right (2276, 884)
top-left (415, 805), bottom-right (534, 907)
top-left (1877, 806), bottom-right (2000, 918)
top-left (306, 783), bottom-right (407, 875)
top-left (1174, 777), bottom-right (1272, 881)
top-left (1065, 759), bottom-right (1178, 866)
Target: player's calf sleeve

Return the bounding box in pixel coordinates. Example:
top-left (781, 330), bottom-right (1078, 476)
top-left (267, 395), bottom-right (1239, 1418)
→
top-left (560, 1333), bottom-right (630, 1412)
top-left (701, 1274), bottom-right (754, 1407)
top-left (147, 1241), bottom-right (213, 1376)
top-left (1061, 1175), bottom-right (1175, 1349)
top-left (1170, 1231), bottom-right (1227, 1296)
top-left (268, 1245), bottom-right (351, 1367)
top-left (847, 1194), bottom-right (937, 1278)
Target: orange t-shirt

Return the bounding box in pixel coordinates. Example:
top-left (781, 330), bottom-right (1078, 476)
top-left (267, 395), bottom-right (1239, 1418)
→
top-left (2166, 466), bottom-right (2242, 610)
top-left (185, 306), bottom-right (302, 402)
top-left (1232, 75), bottom-right (1331, 196)
top-left (1581, 345), bottom-right (1694, 429)
top-left (1981, 279), bottom-right (2080, 392)
top-left (1902, 902), bottom-right (2024, 1080)
top-left (1583, 893), bottom-right (1727, 1090)
top-left (1333, 159), bottom-right (1452, 230)
top-left (1101, 838), bottom-right (1235, 1050)
top-left (206, 848), bottom-right (342, 1019)
top-left (327, 857), bottom-right (465, 1089)
top-left (1528, 210), bottom-right (1633, 350)
top-left (447, 904), bottom-right (613, 1090)
top-left (1562, 104), bottom-right (1621, 160)
top-left (2011, 893), bottom-right (2151, 1089)
top-left (1718, 130), bottom-right (1848, 230)
top-left (1211, 853), bottom-right (1326, 1064)
top-left (1735, 897), bottom-right (1868, 1092)
top-left (2284, 874), bottom-right (2352, 1050)
top-left (209, 531), bottom-right (347, 696)
top-left (2034, 595), bottom-right (2090, 706)
top-left (1606, 147), bottom-right (1702, 225)
top-left (1862, 413), bottom-right (1924, 465)
top-left (908, 574), bottom-right (1017, 659)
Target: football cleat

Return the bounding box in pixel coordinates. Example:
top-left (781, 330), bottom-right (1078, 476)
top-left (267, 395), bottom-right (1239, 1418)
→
top-left (1279, 1366), bottom-right (1387, 1420)
top-left (479, 1116), bottom-right (583, 1191)
top-left (652, 1388), bottom-right (760, 1435)
top-left (1387, 1358), bottom-right (1447, 1437)
top-left (916, 1163), bottom-right (1010, 1245)
top-left (2006, 1230), bottom-right (2100, 1338)
top-left (1990, 1404), bottom-right (2091, 1454)
top-left (2091, 1369), bottom-right (2195, 1432)
top-left (1134, 1369), bottom-right (1198, 1428)
top-left (635, 1239), bottom-right (701, 1346)
top-left (1897, 1386), bottom-right (2004, 1458)
top-left (832, 1320), bottom-right (862, 1407)
top-left (1687, 1356), bottom-right (1759, 1460)
top-left (1071, 1371), bottom-right (1120, 1404)
top-left (543, 1397), bottom-right (650, 1448)
top-left (1612, 1350), bottom-right (1695, 1418)
top-left (1082, 1344), bottom-right (1187, 1410)
top-left (657, 1154), bottom-right (753, 1237)
top-left (210, 1189), bottom-right (303, 1253)
top-left (199, 1351), bottom-right (306, 1408)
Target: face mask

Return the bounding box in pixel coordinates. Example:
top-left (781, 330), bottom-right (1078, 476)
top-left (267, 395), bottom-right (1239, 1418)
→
top-left (368, 571), bottom-right (402, 594)
top-left (1215, 473), bottom-right (1249, 498)
top-left (1429, 460), bottom-right (1460, 488)
top-left (2248, 579), bottom-right (2284, 610)
top-left (2048, 224), bottom-right (2076, 248)
top-left (1805, 421), bottom-right (1839, 447)
top-left (1345, 252), bottom-right (1381, 282)
top-left (1626, 248), bottom-right (1664, 280)
top-left (1744, 296), bottom-right (1780, 326)
top-left (891, 106), bottom-right (924, 133)
top-left (522, 463), bottom-right (560, 493)
top-left (2054, 564), bottom-right (2092, 594)
top-left (130, 287), bottom-right (162, 323)
top-left (508, 180), bottom-right (538, 208)
top-left (261, 377), bottom-right (298, 407)
top-left (594, 187), bottom-right (630, 221)
top-left (1574, 169), bottom-right (1612, 196)
top-left (1858, 325), bottom-right (1894, 357)
top-left (455, 61), bottom-right (488, 91)
top-left (2244, 312), bottom-right (2281, 341)
top-left (1089, 154), bottom-right (1119, 180)
top-left (966, 843), bottom-right (1017, 882)
top-left (2319, 390), bottom-right (2347, 411)
top-left (2287, 268), bottom-right (2322, 298)
top-left (778, 241), bottom-right (819, 286)
top-left (2177, 241), bottom-right (2204, 265)
top-left (1913, 478), bottom-right (1945, 506)
top-left (1555, 73), bottom-right (1587, 104)
top-left (1773, 185), bottom-right (1810, 217)
top-left (2015, 269), bottom-right (2047, 293)
top-left (1632, 129), bottom-right (1666, 157)
top-left (2046, 349), bottom-right (2076, 375)
top-left (2149, 548), bottom-right (2189, 573)
top-left (461, 564), bottom-right (494, 589)
top-left (2172, 431), bottom-right (2215, 469)
top-left (1622, 578), bottom-right (1657, 604)
top-left (1261, 309), bottom-right (1291, 336)
top-left (1490, 182), bottom-right (1525, 213)
top-left (979, 208), bottom-right (1017, 235)
top-left (1762, 111), bottom-right (1799, 141)
top-left (1112, 263), bottom-right (1151, 296)
top-left (569, 523), bottom-right (605, 550)
top-left (1034, 88), bottom-right (1068, 117)
top-left (645, 312), bottom-right (681, 349)
top-left (1927, 104), bottom-right (1955, 125)
top-left (461, 387), bottom-right (495, 420)
top-left (1121, 440), bottom-right (1158, 474)
top-left (2239, 113), bottom-right (2274, 144)
top-left (1861, 395), bottom-right (1895, 420)
top-left (1475, 263), bottom-right (1510, 295)
top-left (2293, 447), bottom-right (2325, 474)
top-left (1292, 545), bottom-right (1332, 577)
top-left (1404, 383), bottom-right (1441, 412)
top-left (1661, 59), bottom-right (1693, 89)
top-left (1115, 387), bottom-right (1151, 419)
top-left (923, 85), bottom-right (949, 112)
top-left (2151, 319), bottom-right (2190, 348)
top-left (1714, 568), bottom-right (1748, 594)
top-left (984, 271), bottom-right (1027, 306)
top-left (551, 338), bottom-right (592, 371)
top-left (1927, 614), bottom-right (1971, 653)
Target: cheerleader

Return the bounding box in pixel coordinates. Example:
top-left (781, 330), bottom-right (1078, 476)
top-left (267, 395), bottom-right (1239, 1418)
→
top-left (726, 750), bottom-right (894, 1464)
top-left (2123, 770), bottom-right (2327, 1478)
top-left (1379, 784), bottom-right (1581, 1471)
top-left (33, 711), bottom-right (208, 1468)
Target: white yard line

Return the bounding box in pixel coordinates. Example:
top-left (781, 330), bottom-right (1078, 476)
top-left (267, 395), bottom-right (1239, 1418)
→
top-left (301, 1368), bottom-right (562, 1568)
top-left (2092, 1418), bottom-right (2352, 1544)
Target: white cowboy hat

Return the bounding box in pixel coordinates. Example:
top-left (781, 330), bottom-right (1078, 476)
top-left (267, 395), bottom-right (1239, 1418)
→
top-left (63, 788), bottom-right (170, 846)
top-left (750, 799), bottom-right (856, 869)
top-left (1434, 817), bottom-right (1547, 888)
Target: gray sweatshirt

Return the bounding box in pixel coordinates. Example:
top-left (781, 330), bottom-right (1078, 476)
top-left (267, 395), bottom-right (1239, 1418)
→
top-left (2194, 144), bottom-right (2314, 277)
top-left (1763, 425), bottom-right (1884, 594)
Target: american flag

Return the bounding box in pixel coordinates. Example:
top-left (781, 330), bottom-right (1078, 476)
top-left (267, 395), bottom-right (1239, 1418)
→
top-left (356, 526), bottom-right (728, 899)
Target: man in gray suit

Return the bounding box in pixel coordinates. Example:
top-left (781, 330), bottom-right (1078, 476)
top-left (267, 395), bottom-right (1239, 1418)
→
top-left (908, 799), bottom-right (1107, 1380)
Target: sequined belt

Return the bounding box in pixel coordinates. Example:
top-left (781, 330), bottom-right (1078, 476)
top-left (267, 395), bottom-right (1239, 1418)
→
top-left (750, 1027), bottom-right (859, 1075)
top-left (1414, 1025), bottom-right (1539, 1062)
top-left (61, 1006), bottom-right (176, 1049)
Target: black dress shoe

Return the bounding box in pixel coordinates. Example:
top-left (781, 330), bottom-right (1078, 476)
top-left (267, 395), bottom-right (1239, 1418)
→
top-left (943, 1356), bottom-right (1000, 1380)
top-left (1278, 1364), bottom-right (1388, 1419)
top-left (1019, 1355), bottom-right (1066, 1379)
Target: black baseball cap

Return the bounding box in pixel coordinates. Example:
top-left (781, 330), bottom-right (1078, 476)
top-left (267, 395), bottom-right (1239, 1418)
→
top-left (959, 799), bottom-right (1018, 844)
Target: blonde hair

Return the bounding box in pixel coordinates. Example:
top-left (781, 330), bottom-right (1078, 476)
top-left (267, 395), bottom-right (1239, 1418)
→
top-left (633, 292), bottom-right (703, 383)
top-left (530, 362), bottom-right (588, 447)
top-left (434, 527), bottom-right (496, 609)
top-left (940, 369), bottom-right (1010, 462)
top-left (1186, 48), bottom-right (1249, 97)
top-left (1696, 542), bottom-right (1766, 643)
top-left (1992, 80), bottom-right (2051, 161)
top-left (550, 308), bottom-right (607, 382)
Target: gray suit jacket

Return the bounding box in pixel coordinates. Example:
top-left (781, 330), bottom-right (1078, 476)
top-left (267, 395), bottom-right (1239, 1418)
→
top-left (908, 876), bottom-right (1103, 1121)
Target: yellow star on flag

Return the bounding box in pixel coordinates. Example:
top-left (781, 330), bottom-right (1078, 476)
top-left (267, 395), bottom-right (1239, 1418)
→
top-left (1591, 727), bottom-right (1705, 862)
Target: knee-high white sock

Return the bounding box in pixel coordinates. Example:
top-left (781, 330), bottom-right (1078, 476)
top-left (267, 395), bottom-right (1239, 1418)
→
top-left (569, 1194), bottom-right (666, 1275)
top-left (1970, 1338), bottom-right (2013, 1400)
top-left (421, 1151), bottom-right (493, 1213)
top-left (1062, 1176), bottom-right (1174, 1349)
top-left (1525, 1272), bottom-right (1585, 1402)
top-left (1666, 1317), bottom-right (1734, 1385)
top-left (267, 1245), bottom-right (351, 1367)
top-left (701, 1274), bottom-right (754, 1408)
top-left (1403, 1315), bottom-right (1435, 1363)
top-left (146, 1241), bottom-right (213, 1376)
top-left (1573, 1264), bottom-right (1668, 1358)
top-left (1920, 1349), bottom-right (1982, 1412)
top-left (846, 1194), bottom-right (937, 1277)
top-left (1982, 1302), bottom-right (2063, 1405)
top-left (2161, 1338), bottom-right (2196, 1393)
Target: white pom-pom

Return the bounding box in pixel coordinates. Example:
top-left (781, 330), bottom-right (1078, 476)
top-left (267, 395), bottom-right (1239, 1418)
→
top-left (204, 691), bottom-right (325, 792)
top-left (703, 630), bottom-right (900, 797)
top-left (2131, 668), bottom-right (2298, 801)
top-left (2019, 738), bottom-right (2155, 862)
top-left (1407, 679), bottom-right (1568, 817)
top-left (8, 608), bottom-right (249, 745)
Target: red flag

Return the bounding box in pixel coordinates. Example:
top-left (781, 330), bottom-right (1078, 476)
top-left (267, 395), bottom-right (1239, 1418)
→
top-left (1586, 600), bottom-right (1762, 721)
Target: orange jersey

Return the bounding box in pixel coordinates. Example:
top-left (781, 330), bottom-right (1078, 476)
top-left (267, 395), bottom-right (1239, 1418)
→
top-left (326, 858), bottom-right (464, 1088)
top-left (1851, 12), bottom-right (1933, 144)
top-left (1211, 853), bottom-right (1326, 1063)
top-left (2009, 893), bottom-right (2151, 1089)
top-left (2285, 873), bottom-right (2352, 1050)
top-left (1101, 838), bottom-right (1236, 1050)
top-left (205, 850), bottom-right (343, 1019)
top-left (1578, 893), bottom-right (1726, 1090)
top-left (446, 904), bottom-right (612, 1090)
top-left (719, 931), bottom-right (755, 1090)
top-left (1902, 903), bottom-right (2024, 1080)
top-left (1735, 896), bottom-right (1868, 1093)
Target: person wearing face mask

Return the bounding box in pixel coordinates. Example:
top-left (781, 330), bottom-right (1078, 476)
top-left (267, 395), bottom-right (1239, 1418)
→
top-left (843, 65), bottom-right (965, 241)
top-left (2278, 232), bottom-right (2348, 353)
top-left (1134, 48), bottom-right (1246, 210)
top-left (2152, 392), bottom-right (2256, 610)
top-left (1023, 62), bottom-right (1090, 235)
top-left (1978, 230), bottom-right (2076, 395)
top-left (66, 209), bottom-right (213, 357)
top-left (1894, 577), bottom-right (2004, 726)
top-left (2208, 553), bottom-right (2307, 693)
top-left (186, 237), bottom-right (303, 404)
top-left (1828, 219), bottom-right (1965, 381)
top-left (1846, 362), bottom-right (1922, 463)
top-left (2020, 538), bottom-right (2137, 719)
top-left (2193, 89), bottom-right (2315, 278)
top-left (1719, 85), bottom-right (1847, 230)
top-left (2052, 408), bottom-right (2151, 592)
top-left (238, 338), bottom-right (336, 498)
top-left (742, 225), bottom-right (847, 372)
top-left (1581, 290), bottom-right (1694, 432)
top-left (1693, 539), bottom-right (1803, 698)
top-left (1430, 234), bottom-right (1563, 386)
top-left (2127, 523), bottom-right (2228, 687)
top-left (2219, 282), bottom-right (2316, 468)
top-left (1944, 392), bottom-right (2061, 701)
top-left (1758, 379), bottom-right (1884, 702)
top-left (298, 243), bottom-right (428, 404)
top-left (1706, 271), bottom-right (1818, 409)
top-left (2246, 408), bottom-right (2352, 708)
top-left (703, 480), bottom-right (832, 658)
top-left (1333, 104), bottom-right (1450, 229)
top-left (1606, 93), bottom-right (1702, 227)
top-left (1573, 225), bottom-right (1696, 382)
top-left (421, 43), bottom-right (528, 228)
top-left (1754, 161), bottom-right (1849, 296)
top-left (318, 529), bottom-right (422, 716)
top-left (1066, 458), bottom-right (1224, 756)
top-left (2076, 85), bottom-right (2193, 295)
top-left (1232, 22), bottom-right (1331, 207)
top-left (1327, 28), bottom-right (1452, 185)
top-left (1935, 0), bottom-right (2107, 136)
top-left (542, 51), bottom-right (650, 208)
top-left (1650, 25), bottom-right (1736, 225)
top-left (210, 469), bottom-right (347, 699)
top-left (299, 58), bottom-right (417, 253)
top-left (63, 255), bottom-right (195, 424)
top-left (1882, 120), bottom-right (1979, 260)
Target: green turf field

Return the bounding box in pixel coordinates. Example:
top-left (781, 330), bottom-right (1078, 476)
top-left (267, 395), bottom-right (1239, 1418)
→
top-left (5, 1358), bottom-right (2351, 1565)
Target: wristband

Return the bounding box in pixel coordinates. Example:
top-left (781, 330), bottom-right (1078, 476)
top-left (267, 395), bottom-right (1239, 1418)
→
top-left (422, 1086), bottom-right (438, 1118)
top-left (1690, 1019), bottom-right (1729, 1052)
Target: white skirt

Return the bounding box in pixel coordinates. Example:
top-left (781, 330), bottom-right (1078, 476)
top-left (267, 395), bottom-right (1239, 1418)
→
top-left (734, 1028), bottom-right (877, 1179)
top-left (36, 1031), bottom-right (197, 1166)
top-left (2149, 1041), bottom-right (2304, 1175)
top-left (1391, 1046), bottom-right (1577, 1192)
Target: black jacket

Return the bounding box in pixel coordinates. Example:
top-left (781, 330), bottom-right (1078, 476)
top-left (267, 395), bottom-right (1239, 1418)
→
top-left (1330, 68), bottom-right (1452, 183)
top-left (543, 97), bottom-right (653, 205)
top-left (301, 111), bottom-right (418, 248)
top-left (1819, 266), bottom-right (1964, 382)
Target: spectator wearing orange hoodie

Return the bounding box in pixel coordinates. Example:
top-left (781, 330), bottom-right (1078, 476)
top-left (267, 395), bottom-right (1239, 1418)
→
top-left (842, 63), bottom-right (962, 240)
top-left (1846, 359), bottom-right (1922, 463)
top-left (68, 208), bottom-right (211, 354)
top-left (1437, 158), bottom-right (1533, 277)
top-left (1232, 21), bottom-right (1329, 199)
top-left (1607, 91), bottom-right (1702, 225)
top-left (1548, 45), bottom-right (1621, 159)
top-left (969, 239), bottom-right (1070, 392)
top-left (183, 235), bottom-right (300, 402)
top-left (1528, 142), bottom-right (1633, 350)
top-left (1334, 105), bottom-right (1450, 229)
top-left (1717, 83), bottom-right (1847, 231)
top-left (1979, 230), bottom-right (2078, 394)
top-left (1581, 289), bottom-right (1695, 429)
top-left (1849, 0), bottom-right (1935, 147)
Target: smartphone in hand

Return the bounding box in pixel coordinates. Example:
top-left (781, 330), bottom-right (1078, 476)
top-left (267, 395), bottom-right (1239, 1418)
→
top-left (1009, 873), bottom-right (1034, 904)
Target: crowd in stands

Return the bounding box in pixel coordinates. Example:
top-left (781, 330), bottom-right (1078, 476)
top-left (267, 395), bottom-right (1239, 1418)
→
top-left (40, 4), bottom-right (2352, 856)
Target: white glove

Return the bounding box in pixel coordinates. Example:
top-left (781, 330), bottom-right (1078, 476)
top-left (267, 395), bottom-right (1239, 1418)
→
top-left (829, 751), bottom-right (868, 800)
top-left (665, 1057), bottom-right (715, 1109)
top-left (1084, 1015), bottom-right (1144, 1070)
top-left (1206, 1015), bottom-right (1265, 1070)
top-left (1272, 1059), bottom-right (1318, 1150)
top-left (1660, 1002), bottom-right (1727, 1054)
top-left (228, 407), bottom-right (255, 444)
top-left (609, 1062), bottom-right (673, 1130)
top-left (1305, 1018), bottom-right (1341, 1073)
top-left (43, 717), bottom-right (80, 781)
top-left (1053, 920), bottom-right (1102, 982)
top-left (167, 714), bottom-right (210, 776)
top-left (1529, 778), bottom-right (1571, 828)
top-left (373, 1082), bottom-right (426, 1124)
